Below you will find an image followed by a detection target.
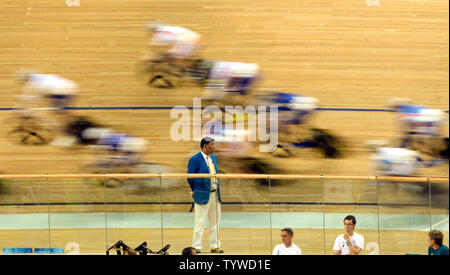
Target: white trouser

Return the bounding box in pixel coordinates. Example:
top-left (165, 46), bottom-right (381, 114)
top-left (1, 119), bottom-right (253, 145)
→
top-left (192, 191), bottom-right (221, 250)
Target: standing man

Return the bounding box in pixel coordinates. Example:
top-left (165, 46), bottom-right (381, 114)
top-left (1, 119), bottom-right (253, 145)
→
top-left (427, 230), bottom-right (449, 255)
top-left (187, 137), bottom-right (223, 254)
top-left (333, 215), bottom-right (364, 255)
top-left (272, 228), bottom-right (302, 255)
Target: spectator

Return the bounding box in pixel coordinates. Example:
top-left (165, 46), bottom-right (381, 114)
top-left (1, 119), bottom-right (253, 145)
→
top-left (428, 230), bottom-right (449, 255)
top-left (272, 228), bottom-right (302, 255)
top-left (182, 247), bottom-right (197, 256)
top-left (333, 215), bottom-right (364, 255)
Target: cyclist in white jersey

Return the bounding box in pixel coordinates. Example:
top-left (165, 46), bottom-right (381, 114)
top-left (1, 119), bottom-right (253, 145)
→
top-left (14, 71), bottom-right (79, 141)
top-left (388, 98), bottom-right (446, 151)
top-left (81, 127), bottom-right (148, 168)
top-left (16, 71), bottom-right (78, 112)
top-left (146, 23), bottom-right (203, 70)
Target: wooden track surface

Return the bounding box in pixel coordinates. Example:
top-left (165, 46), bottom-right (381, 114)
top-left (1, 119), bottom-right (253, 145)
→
top-left (0, 0), bottom-right (448, 176)
top-left (0, 0), bottom-right (448, 254)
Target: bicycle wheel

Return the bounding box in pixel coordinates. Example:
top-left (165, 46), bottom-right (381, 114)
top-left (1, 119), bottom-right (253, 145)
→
top-left (136, 59), bottom-right (183, 88)
top-left (311, 129), bottom-right (344, 158)
top-left (7, 126), bottom-right (50, 146)
top-left (5, 115), bottom-right (55, 146)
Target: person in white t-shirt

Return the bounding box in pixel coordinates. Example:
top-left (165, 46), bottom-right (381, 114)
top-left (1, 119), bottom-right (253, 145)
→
top-left (272, 227), bottom-right (302, 255)
top-left (333, 215), bottom-right (364, 255)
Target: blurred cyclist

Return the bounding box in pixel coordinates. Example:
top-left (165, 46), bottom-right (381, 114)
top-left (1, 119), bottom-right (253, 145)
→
top-left (15, 70), bottom-right (78, 117)
top-left (193, 59), bottom-right (261, 106)
top-left (388, 98), bottom-right (446, 154)
top-left (146, 22), bottom-right (203, 71)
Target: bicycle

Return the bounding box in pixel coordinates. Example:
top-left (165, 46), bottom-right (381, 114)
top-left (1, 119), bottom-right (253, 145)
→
top-left (274, 128), bottom-right (344, 159)
top-left (136, 58), bottom-right (185, 89)
top-left (4, 113), bottom-right (55, 146)
top-left (136, 55), bottom-right (210, 88)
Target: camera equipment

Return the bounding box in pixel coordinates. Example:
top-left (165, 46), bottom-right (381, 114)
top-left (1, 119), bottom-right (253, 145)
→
top-left (106, 240), bottom-right (170, 255)
top-left (106, 240), bottom-right (136, 255)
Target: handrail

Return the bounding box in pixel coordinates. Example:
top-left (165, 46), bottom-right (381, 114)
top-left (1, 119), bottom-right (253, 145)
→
top-left (0, 174), bottom-right (448, 183)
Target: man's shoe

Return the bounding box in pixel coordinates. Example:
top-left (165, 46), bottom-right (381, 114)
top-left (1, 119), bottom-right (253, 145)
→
top-left (195, 249), bottom-right (201, 254)
top-left (210, 248), bottom-right (224, 253)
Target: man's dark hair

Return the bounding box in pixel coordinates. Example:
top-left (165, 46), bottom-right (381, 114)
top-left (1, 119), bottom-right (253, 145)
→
top-left (429, 230), bottom-right (444, 246)
top-left (200, 136), bottom-right (215, 148)
top-left (182, 247), bottom-right (196, 255)
top-left (344, 215), bottom-right (356, 225)
top-left (281, 227), bottom-right (294, 236)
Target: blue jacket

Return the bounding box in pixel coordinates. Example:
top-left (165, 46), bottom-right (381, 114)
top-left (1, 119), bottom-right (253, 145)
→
top-left (187, 152), bottom-right (222, 205)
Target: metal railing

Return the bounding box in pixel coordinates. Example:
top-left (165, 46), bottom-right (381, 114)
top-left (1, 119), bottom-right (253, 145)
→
top-left (0, 173), bottom-right (448, 255)
top-left (0, 173), bottom-right (448, 183)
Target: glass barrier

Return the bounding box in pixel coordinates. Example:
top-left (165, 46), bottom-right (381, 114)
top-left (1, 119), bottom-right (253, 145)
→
top-left (377, 179), bottom-right (431, 255)
top-left (161, 174), bottom-right (195, 255)
top-left (0, 177), bottom-right (51, 254)
top-left (47, 177), bottom-right (106, 254)
top-left (270, 177), bottom-right (325, 255)
top-left (220, 177), bottom-right (272, 255)
top-left (323, 179), bottom-right (379, 255)
top-left (103, 174), bottom-right (163, 255)
top-left (0, 175), bottom-right (448, 255)
top-left (429, 180), bottom-right (449, 251)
